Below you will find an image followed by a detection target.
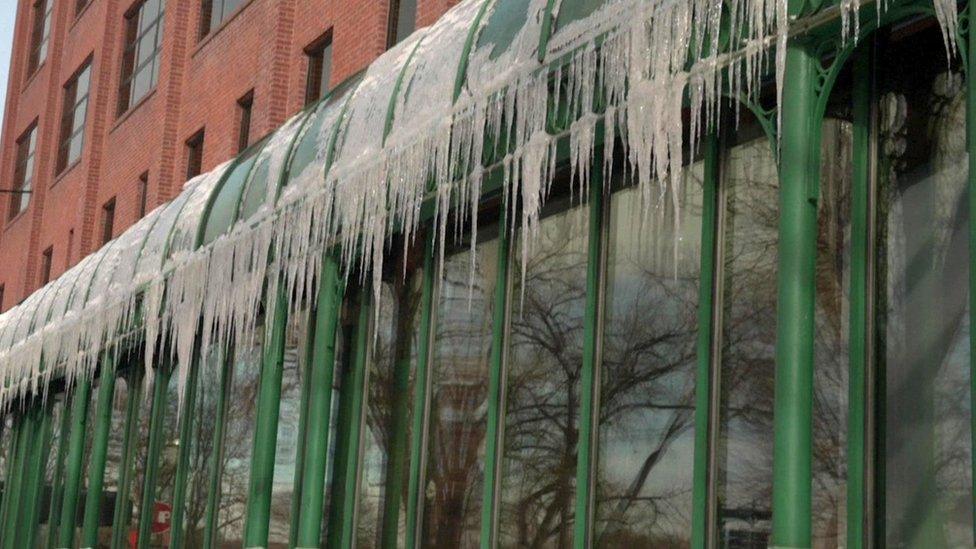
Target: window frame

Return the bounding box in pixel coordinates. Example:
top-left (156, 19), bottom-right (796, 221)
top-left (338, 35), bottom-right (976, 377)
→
top-left (185, 129), bottom-right (205, 180)
top-left (304, 30), bottom-right (333, 106)
top-left (56, 60), bottom-right (93, 175)
top-left (101, 197), bottom-right (116, 246)
top-left (8, 123), bottom-right (37, 220)
top-left (117, 0), bottom-right (166, 116)
top-left (26, 0), bottom-right (53, 76)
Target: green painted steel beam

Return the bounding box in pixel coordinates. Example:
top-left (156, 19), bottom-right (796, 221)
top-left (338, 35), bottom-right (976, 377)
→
top-left (770, 4), bottom-right (819, 546)
top-left (170, 349), bottom-right (202, 548)
top-left (846, 42), bottom-right (873, 549)
top-left (295, 252), bottom-right (344, 548)
top-left (57, 376), bottom-right (94, 548)
top-left (573, 147), bottom-right (606, 549)
top-left (405, 234), bottom-right (436, 549)
top-left (242, 289), bottom-right (289, 547)
top-left (137, 366), bottom-right (171, 547)
top-left (3, 412), bottom-right (30, 549)
top-left (290, 316), bottom-right (314, 548)
top-left (80, 357), bottom-right (119, 547)
top-left (338, 288), bottom-right (372, 549)
top-left (452, 0), bottom-right (493, 102)
top-left (0, 414), bottom-right (18, 544)
top-left (20, 404), bottom-right (52, 549)
top-left (691, 133), bottom-right (720, 549)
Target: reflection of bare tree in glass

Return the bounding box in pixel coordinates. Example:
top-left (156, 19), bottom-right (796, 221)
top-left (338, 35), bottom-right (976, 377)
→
top-left (717, 132), bottom-right (778, 547)
top-left (498, 205), bottom-right (587, 549)
top-left (594, 173), bottom-right (703, 548)
top-left (181, 355), bottom-right (222, 548)
top-left (422, 240), bottom-right (497, 548)
top-left (359, 257), bottom-right (423, 547)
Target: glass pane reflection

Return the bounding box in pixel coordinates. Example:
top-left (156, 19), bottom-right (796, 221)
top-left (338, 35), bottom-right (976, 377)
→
top-left (717, 118), bottom-right (779, 547)
top-left (498, 200), bottom-right (588, 548)
top-left (421, 227), bottom-right (499, 547)
top-left (181, 352), bottom-right (222, 548)
top-left (880, 30), bottom-right (973, 547)
top-left (595, 169), bottom-right (702, 546)
top-left (357, 259), bottom-right (424, 547)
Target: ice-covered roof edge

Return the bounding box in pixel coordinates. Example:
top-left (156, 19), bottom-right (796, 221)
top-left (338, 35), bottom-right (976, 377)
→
top-left (0, 0), bottom-right (961, 409)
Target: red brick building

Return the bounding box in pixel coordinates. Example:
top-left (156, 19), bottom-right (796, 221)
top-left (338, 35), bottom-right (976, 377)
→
top-left (0, 0), bottom-right (457, 313)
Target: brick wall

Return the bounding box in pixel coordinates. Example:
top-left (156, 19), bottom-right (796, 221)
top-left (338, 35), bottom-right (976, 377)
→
top-left (0, 0), bottom-right (455, 312)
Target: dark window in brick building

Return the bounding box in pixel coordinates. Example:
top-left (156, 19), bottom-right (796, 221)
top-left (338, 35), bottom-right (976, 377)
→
top-left (40, 246), bottom-right (53, 285)
top-left (8, 123), bottom-right (37, 220)
top-left (57, 60), bottom-right (93, 174)
top-left (0, 285), bottom-right (5, 311)
top-left (67, 228), bottom-right (74, 267)
top-left (386, 0), bottom-right (417, 49)
top-left (101, 198), bottom-right (116, 245)
top-left (76, 0), bottom-right (91, 16)
top-left (138, 171), bottom-right (149, 218)
top-left (304, 31), bottom-right (333, 105)
top-left (237, 90), bottom-right (254, 153)
top-left (186, 129), bottom-right (205, 180)
top-left (27, 0), bottom-right (53, 75)
top-left (119, 0), bottom-right (166, 114)
top-left (199, 0), bottom-right (245, 38)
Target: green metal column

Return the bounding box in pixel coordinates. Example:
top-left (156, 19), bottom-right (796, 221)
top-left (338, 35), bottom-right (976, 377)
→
top-left (80, 358), bottom-right (118, 547)
top-left (405, 234), bottom-right (436, 549)
top-left (203, 351), bottom-right (232, 549)
top-left (137, 366), bottom-right (172, 547)
top-left (574, 149), bottom-right (606, 549)
top-left (691, 133), bottom-right (721, 549)
top-left (47, 396), bottom-right (73, 549)
top-left (479, 210), bottom-right (512, 549)
top-left (0, 413), bottom-right (24, 544)
top-left (242, 289), bottom-right (289, 547)
top-left (847, 42), bottom-right (873, 549)
top-left (771, 9), bottom-right (819, 548)
top-left (295, 253), bottom-right (344, 548)
top-left (57, 376), bottom-right (93, 548)
top-left (22, 403), bottom-right (54, 549)
top-left (4, 411), bottom-right (32, 549)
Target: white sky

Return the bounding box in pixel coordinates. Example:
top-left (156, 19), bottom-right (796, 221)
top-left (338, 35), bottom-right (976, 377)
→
top-left (0, 2), bottom-right (17, 125)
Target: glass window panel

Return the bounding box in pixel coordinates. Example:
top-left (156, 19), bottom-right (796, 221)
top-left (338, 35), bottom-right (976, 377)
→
top-left (811, 114), bottom-right (854, 547)
top-left (135, 29), bottom-right (157, 67)
top-left (72, 101), bottom-right (88, 134)
top-left (147, 372), bottom-right (182, 548)
top-left (121, 381), bottom-right (156, 545)
top-left (497, 200), bottom-right (588, 548)
top-left (68, 134), bottom-right (84, 166)
top-left (76, 66), bottom-right (92, 99)
top-left (716, 115), bottom-right (779, 547)
top-left (214, 334), bottom-right (264, 545)
top-left (94, 377), bottom-right (130, 548)
top-left (180, 352), bottom-right (223, 548)
top-left (268, 315), bottom-right (310, 546)
top-left (37, 395), bottom-right (66, 549)
top-left (130, 67), bottom-right (153, 109)
top-left (321, 306), bottom-right (351, 544)
top-left (356, 257), bottom-right (424, 547)
top-left (421, 227), bottom-right (499, 547)
top-left (594, 167), bottom-right (703, 546)
top-left (879, 29), bottom-right (973, 547)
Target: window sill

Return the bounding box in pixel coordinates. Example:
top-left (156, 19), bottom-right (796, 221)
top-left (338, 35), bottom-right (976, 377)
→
top-left (51, 158), bottom-right (82, 189)
top-left (22, 62), bottom-right (45, 91)
top-left (70, 1), bottom-right (95, 31)
top-left (112, 87), bottom-right (157, 133)
top-left (4, 208), bottom-right (30, 233)
top-left (192, 0), bottom-right (258, 58)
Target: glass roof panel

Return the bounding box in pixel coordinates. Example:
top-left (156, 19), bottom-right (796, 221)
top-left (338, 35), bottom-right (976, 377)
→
top-left (160, 164), bottom-right (233, 262)
top-left (237, 111), bottom-right (310, 222)
top-left (199, 145), bottom-right (265, 248)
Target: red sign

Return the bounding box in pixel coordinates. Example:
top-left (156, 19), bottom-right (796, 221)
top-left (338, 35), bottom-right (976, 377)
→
top-left (151, 501), bottom-right (172, 534)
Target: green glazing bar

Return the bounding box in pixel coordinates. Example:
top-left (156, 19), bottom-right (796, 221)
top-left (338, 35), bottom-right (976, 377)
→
top-left (968, 0), bottom-right (976, 540)
top-left (691, 133), bottom-right (720, 549)
top-left (295, 253), bottom-right (344, 548)
top-left (0, 413), bottom-right (23, 545)
top-left (23, 403), bottom-right (54, 549)
top-left (847, 43), bottom-right (872, 549)
top-left (47, 394), bottom-right (73, 549)
top-left (80, 357), bottom-right (118, 547)
top-left (326, 322), bottom-right (358, 549)
top-left (242, 288), bottom-right (289, 548)
top-left (405, 233), bottom-right (436, 549)
top-left (137, 366), bottom-right (171, 547)
top-left (203, 351), bottom-right (232, 549)
top-left (111, 371), bottom-right (143, 549)
top-left (573, 149), bottom-right (606, 549)
top-left (170, 349), bottom-right (202, 549)
top-left (339, 288), bottom-right (373, 549)
top-left (57, 376), bottom-right (93, 548)
top-left (5, 411), bottom-right (32, 549)
top-left (771, 14), bottom-right (818, 549)
top-left (479, 209), bottom-right (512, 549)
